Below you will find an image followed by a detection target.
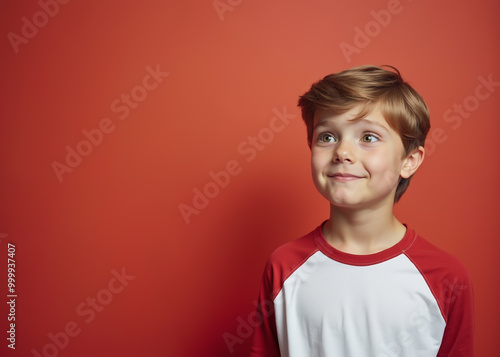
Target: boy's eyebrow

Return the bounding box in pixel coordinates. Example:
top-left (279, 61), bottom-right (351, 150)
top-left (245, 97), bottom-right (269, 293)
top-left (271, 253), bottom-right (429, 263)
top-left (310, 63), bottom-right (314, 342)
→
top-left (314, 120), bottom-right (330, 130)
top-left (314, 118), bottom-right (391, 133)
top-left (356, 118), bottom-right (391, 133)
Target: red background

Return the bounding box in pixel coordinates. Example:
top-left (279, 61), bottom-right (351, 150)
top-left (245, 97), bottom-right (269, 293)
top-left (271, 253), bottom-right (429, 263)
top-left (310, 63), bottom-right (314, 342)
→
top-left (1, 0), bottom-right (499, 356)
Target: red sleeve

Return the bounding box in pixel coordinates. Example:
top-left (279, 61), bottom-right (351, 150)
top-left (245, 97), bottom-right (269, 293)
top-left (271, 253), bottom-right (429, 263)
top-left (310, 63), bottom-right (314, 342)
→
top-left (436, 266), bottom-right (475, 356)
top-left (249, 259), bottom-right (280, 357)
top-left (406, 236), bottom-right (475, 357)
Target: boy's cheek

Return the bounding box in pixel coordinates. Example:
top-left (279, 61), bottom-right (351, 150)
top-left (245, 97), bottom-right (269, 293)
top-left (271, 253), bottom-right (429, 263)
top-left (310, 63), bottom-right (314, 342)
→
top-left (311, 148), bottom-right (330, 165)
top-left (311, 159), bottom-right (327, 180)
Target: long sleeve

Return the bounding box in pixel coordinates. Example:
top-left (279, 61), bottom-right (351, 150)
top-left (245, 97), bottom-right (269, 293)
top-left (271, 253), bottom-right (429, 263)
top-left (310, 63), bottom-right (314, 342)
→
top-left (436, 268), bottom-right (475, 356)
top-left (250, 261), bottom-right (281, 357)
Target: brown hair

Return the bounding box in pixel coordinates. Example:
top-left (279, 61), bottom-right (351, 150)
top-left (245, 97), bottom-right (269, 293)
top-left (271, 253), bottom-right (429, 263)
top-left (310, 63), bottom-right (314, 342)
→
top-left (297, 65), bottom-right (430, 202)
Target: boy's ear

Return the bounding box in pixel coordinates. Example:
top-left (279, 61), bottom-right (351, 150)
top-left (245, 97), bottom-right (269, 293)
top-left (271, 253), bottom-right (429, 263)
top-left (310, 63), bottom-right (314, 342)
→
top-left (400, 146), bottom-right (425, 179)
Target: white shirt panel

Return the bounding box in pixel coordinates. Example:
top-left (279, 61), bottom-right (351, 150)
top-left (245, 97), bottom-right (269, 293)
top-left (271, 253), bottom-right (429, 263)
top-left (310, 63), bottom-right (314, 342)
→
top-left (274, 251), bottom-right (446, 357)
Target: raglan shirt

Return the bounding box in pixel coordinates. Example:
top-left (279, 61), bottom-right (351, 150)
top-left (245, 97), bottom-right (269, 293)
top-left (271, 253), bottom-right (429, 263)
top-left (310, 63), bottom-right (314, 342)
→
top-left (250, 223), bottom-right (474, 357)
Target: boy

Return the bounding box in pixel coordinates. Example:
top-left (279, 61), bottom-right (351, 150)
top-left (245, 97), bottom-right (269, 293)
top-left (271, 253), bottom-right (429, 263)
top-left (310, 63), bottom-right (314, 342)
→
top-left (250, 65), bottom-right (474, 356)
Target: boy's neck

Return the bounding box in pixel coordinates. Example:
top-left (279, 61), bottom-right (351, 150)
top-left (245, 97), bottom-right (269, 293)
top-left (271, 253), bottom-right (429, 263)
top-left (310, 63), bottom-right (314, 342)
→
top-left (323, 204), bottom-right (406, 255)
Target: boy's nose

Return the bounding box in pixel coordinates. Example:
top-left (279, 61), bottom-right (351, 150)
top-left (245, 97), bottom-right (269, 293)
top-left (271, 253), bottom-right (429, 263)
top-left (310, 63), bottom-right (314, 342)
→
top-left (333, 140), bottom-right (355, 163)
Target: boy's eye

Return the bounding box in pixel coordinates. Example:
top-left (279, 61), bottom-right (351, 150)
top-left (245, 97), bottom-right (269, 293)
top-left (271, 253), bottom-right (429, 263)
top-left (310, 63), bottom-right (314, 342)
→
top-left (361, 134), bottom-right (379, 143)
top-left (318, 133), bottom-right (335, 143)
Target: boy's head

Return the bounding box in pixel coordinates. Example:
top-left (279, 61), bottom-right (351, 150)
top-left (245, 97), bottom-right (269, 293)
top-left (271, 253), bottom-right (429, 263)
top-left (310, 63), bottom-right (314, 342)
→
top-left (298, 65), bottom-right (430, 202)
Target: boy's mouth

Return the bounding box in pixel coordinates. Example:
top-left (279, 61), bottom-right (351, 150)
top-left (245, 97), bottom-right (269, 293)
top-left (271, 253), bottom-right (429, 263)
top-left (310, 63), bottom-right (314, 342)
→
top-left (327, 173), bottom-right (363, 182)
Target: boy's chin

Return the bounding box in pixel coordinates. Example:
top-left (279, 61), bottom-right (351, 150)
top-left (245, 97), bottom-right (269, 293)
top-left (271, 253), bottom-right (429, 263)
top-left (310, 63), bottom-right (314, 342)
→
top-left (329, 202), bottom-right (361, 210)
top-left (326, 194), bottom-right (396, 210)
top-left (325, 195), bottom-right (362, 209)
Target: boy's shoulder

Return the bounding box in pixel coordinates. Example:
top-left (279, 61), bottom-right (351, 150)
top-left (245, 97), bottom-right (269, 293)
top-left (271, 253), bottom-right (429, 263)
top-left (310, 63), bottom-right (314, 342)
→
top-left (266, 223), bottom-right (470, 282)
top-left (266, 224), bottom-right (321, 269)
top-left (261, 225), bottom-right (321, 300)
top-left (405, 231), bottom-right (470, 279)
top-left (404, 231), bottom-right (472, 302)
top-left (404, 231), bottom-right (473, 322)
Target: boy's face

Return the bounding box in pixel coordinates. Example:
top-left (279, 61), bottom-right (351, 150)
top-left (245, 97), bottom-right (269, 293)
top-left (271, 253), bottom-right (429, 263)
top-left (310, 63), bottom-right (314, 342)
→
top-left (311, 106), bottom-right (417, 210)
